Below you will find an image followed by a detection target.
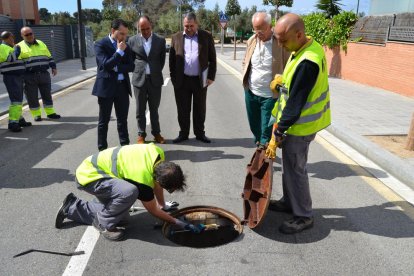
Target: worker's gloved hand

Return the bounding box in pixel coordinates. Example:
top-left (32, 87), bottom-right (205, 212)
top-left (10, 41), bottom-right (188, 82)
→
top-left (162, 201), bottom-right (179, 212)
top-left (265, 136), bottom-right (277, 159)
top-left (274, 128), bottom-right (286, 145)
top-left (270, 74), bottom-right (283, 98)
top-left (185, 223), bottom-right (206, 234)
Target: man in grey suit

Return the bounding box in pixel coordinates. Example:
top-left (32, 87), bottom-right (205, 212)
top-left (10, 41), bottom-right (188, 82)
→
top-left (128, 16), bottom-right (166, 144)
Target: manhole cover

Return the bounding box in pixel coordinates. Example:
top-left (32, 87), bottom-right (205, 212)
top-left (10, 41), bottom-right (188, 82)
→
top-left (162, 206), bottom-right (243, 248)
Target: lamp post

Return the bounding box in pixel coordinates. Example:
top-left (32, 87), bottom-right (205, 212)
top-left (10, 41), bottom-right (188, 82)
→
top-left (77, 0), bottom-right (87, 70)
top-left (356, 0), bottom-right (360, 15)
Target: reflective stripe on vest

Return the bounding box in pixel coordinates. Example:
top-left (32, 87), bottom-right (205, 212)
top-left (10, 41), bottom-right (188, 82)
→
top-left (275, 38), bottom-right (331, 136)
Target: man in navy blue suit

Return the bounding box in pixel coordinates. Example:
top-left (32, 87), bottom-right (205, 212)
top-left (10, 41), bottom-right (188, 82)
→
top-left (92, 19), bottom-right (134, 151)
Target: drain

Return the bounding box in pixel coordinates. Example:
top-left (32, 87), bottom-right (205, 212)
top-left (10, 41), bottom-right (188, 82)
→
top-left (162, 206), bottom-right (243, 248)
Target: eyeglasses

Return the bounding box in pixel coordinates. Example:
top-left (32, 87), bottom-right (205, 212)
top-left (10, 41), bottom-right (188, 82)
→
top-left (23, 33), bottom-right (33, 37)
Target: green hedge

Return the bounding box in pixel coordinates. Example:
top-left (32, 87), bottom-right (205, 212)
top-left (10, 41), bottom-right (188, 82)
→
top-left (303, 11), bottom-right (358, 51)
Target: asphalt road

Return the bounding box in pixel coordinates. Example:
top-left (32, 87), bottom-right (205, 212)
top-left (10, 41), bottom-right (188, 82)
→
top-left (1, 57), bottom-right (414, 276)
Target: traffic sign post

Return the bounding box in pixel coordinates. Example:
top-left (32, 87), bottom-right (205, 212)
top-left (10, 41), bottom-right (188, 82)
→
top-left (219, 12), bottom-right (229, 55)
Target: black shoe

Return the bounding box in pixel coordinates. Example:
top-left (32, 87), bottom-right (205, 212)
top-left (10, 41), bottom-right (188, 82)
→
top-left (8, 122), bottom-right (22, 132)
top-left (34, 116), bottom-right (42, 122)
top-left (196, 134), bottom-right (211, 143)
top-left (55, 193), bottom-right (77, 229)
top-left (18, 118), bottom-right (32, 127)
top-left (92, 217), bottom-right (125, 241)
top-left (268, 199), bottom-right (292, 213)
top-left (47, 113), bottom-right (61, 119)
top-left (172, 135), bottom-right (189, 144)
top-left (279, 216), bottom-right (314, 234)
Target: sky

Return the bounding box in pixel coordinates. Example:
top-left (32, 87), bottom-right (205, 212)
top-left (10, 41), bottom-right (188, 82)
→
top-left (37, 0), bottom-right (370, 15)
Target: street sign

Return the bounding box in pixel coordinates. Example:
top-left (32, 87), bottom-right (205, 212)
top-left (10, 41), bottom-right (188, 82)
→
top-left (219, 11), bottom-right (229, 29)
top-left (220, 21), bottom-right (227, 29)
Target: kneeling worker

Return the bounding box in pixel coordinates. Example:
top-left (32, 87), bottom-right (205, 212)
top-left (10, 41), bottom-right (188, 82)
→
top-left (55, 143), bottom-right (201, 241)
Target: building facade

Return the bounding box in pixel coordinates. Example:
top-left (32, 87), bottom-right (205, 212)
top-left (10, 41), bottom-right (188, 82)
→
top-left (0, 0), bottom-right (39, 24)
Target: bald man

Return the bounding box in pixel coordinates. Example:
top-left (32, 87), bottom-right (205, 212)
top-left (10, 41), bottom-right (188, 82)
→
top-left (128, 16), bottom-right (166, 144)
top-left (268, 13), bottom-right (331, 234)
top-left (242, 12), bottom-right (289, 148)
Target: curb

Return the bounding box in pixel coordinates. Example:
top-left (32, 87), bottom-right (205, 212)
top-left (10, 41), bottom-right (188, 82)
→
top-left (326, 123), bottom-right (414, 188)
top-left (0, 71), bottom-right (96, 117)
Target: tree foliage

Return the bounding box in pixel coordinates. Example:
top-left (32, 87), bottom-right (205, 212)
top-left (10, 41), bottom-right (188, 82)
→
top-left (262, 0), bottom-right (293, 19)
top-left (316, 0), bottom-right (343, 18)
top-left (225, 0), bottom-right (241, 17)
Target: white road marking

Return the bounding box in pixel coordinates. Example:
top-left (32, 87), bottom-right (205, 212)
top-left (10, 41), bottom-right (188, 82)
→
top-left (146, 110), bottom-right (150, 126)
top-left (4, 136), bottom-right (29, 140)
top-left (163, 77), bottom-right (170, 86)
top-left (62, 226), bottom-right (100, 276)
top-left (0, 94), bottom-right (9, 100)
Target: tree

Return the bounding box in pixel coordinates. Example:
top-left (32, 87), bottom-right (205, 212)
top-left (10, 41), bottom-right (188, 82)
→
top-left (225, 0), bottom-right (241, 59)
top-left (51, 11), bottom-right (76, 25)
top-left (73, 9), bottom-right (102, 24)
top-left (158, 8), bottom-right (180, 35)
top-left (316, 0), bottom-right (343, 18)
top-left (102, 7), bottom-right (121, 21)
top-left (262, 0), bottom-right (293, 20)
top-left (39, 8), bottom-right (51, 23)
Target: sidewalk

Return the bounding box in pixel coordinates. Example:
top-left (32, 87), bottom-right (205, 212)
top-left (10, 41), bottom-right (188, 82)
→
top-left (216, 46), bottom-right (414, 189)
top-left (0, 57), bottom-right (97, 115)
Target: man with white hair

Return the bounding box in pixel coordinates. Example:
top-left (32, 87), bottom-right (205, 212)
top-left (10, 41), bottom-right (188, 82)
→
top-left (242, 12), bottom-right (289, 148)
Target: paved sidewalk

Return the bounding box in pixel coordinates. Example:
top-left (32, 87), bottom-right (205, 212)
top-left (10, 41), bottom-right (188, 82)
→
top-left (0, 57), bottom-right (97, 115)
top-left (216, 46), bottom-right (414, 188)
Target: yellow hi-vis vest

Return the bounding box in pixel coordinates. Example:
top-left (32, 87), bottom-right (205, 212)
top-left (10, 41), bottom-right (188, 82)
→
top-left (0, 44), bottom-right (25, 73)
top-left (17, 39), bottom-right (54, 71)
top-left (75, 144), bottom-right (165, 188)
top-left (272, 37), bottom-right (331, 136)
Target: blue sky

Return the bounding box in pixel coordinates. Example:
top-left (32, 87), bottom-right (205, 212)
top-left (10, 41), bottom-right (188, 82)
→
top-left (38, 0), bottom-right (370, 15)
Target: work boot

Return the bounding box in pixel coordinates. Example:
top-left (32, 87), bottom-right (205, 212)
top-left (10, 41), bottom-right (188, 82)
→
top-left (153, 134), bottom-right (165, 144)
top-left (137, 136), bottom-right (145, 144)
top-left (172, 135), bottom-right (188, 144)
top-left (196, 134), bottom-right (211, 143)
top-left (268, 199), bottom-right (292, 213)
top-left (8, 122), bottom-right (22, 132)
top-left (92, 217), bottom-right (125, 241)
top-left (34, 116), bottom-right (42, 122)
top-left (55, 193), bottom-right (77, 228)
top-left (47, 113), bottom-right (61, 119)
top-left (279, 216), bottom-right (314, 234)
top-left (18, 118), bottom-right (32, 127)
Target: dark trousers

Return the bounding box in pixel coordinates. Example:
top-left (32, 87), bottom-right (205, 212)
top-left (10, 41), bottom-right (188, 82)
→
top-left (23, 71), bottom-right (53, 108)
top-left (173, 75), bottom-right (207, 137)
top-left (133, 76), bottom-right (162, 137)
top-left (244, 88), bottom-right (276, 145)
top-left (4, 74), bottom-right (24, 103)
top-left (97, 81), bottom-right (130, 151)
top-left (281, 134), bottom-right (316, 218)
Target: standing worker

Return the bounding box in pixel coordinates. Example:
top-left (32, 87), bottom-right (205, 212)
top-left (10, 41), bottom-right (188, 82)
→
top-left (169, 12), bottom-right (217, 144)
top-left (266, 13), bottom-right (331, 234)
top-left (0, 31), bottom-right (32, 132)
top-left (93, 19), bottom-right (134, 151)
top-left (18, 27), bottom-right (61, 121)
top-left (55, 143), bottom-right (202, 241)
top-left (242, 12), bottom-right (289, 148)
top-left (128, 16), bottom-right (166, 144)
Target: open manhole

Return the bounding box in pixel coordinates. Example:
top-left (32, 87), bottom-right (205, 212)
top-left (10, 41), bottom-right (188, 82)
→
top-left (162, 206), bottom-right (243, 248)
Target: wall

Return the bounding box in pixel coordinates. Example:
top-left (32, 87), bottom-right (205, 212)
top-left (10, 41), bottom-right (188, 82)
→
top-left (325, 42), bottom-right (414, 97)
top-left (0, 0), bottom-right (39, 24)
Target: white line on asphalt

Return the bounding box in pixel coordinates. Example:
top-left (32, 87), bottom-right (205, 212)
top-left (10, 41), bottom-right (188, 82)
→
top-left (146, 110), bottom-right (150, 126)
top-left (62, 226), bottom-right (100, 276)
top-left (0, 94), bottom-right (9, 100)
top-left (163, 77), bottom-right (170, 86)
top-left (4, 136), bottom-right (29, 140)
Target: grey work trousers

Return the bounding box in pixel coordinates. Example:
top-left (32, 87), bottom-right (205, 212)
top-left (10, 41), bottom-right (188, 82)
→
top-left (67, 178), bottom-right (138, 230)
top-left (23, 71), bottom-right (54, 109)
top-left (280, 134), bottom-right (316, 218)
top-left (134, 77), bottom-right (162, 137)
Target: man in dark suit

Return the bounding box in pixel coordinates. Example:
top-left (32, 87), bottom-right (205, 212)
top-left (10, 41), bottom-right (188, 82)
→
top-left (92, 19), bottom-right (134, 151)
top-left (127, 16), bottom-right (166, 144)
top-left (169, 12), bottom-right (217, 143)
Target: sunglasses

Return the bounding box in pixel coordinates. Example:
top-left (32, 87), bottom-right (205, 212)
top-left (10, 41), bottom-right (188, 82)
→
top-left (23, 33), bottom-right (33, 37)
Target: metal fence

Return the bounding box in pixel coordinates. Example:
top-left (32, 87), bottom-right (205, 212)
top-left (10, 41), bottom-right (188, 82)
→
top-left (350, 13), bottom-right (414, 44)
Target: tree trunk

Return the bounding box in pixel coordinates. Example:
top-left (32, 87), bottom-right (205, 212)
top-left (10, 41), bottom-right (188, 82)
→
top-left (233, 19), bottom-right (237, 60)
top-left (406, 112), bottom-right (414, 151)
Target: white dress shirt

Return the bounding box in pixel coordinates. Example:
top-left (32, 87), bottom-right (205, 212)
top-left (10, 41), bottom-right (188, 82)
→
top-left (248, 38), bottom-right (273, 98)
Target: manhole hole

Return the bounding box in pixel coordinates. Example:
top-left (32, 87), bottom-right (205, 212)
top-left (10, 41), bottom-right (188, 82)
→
top-left (162, 206), bottom-right (243, 248)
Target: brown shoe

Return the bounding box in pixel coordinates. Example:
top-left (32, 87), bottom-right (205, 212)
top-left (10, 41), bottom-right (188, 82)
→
top-left (137, 136), bottom-right (145, 144)
top-left (153, 134), bottom-right (165, 144)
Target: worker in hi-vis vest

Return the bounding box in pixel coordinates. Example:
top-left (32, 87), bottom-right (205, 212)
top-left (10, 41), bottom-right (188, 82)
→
top-left (266, 14), bottom-right (331, 235)
top-left (55, 144), bottom-right (204, 241)
top-left (18, 27), bottom-right (61, 121)
top-left (0, 31), bottom-right (32, 132)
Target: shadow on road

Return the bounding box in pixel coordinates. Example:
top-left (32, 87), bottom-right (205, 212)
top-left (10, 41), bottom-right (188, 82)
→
top-left (0, 119), bottom-right (96, 189)
top-left (50, 116), bottom-right (99, 123)
top-left (165, 138), bottom-right (256, 148)
top-left (254, 201), bottom-right (414, 243)
top-left (164, 149), bottom-right (244, 162)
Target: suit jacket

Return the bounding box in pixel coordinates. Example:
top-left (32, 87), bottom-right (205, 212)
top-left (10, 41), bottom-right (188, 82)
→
top-left (169, 29), bottom-right (217, 88)
top-left (127, 33), bottom-right (166, 88)
top-left (92, 36), bottom-right (134, 98)
top-left (242, 34), bottom-right (290, 91)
